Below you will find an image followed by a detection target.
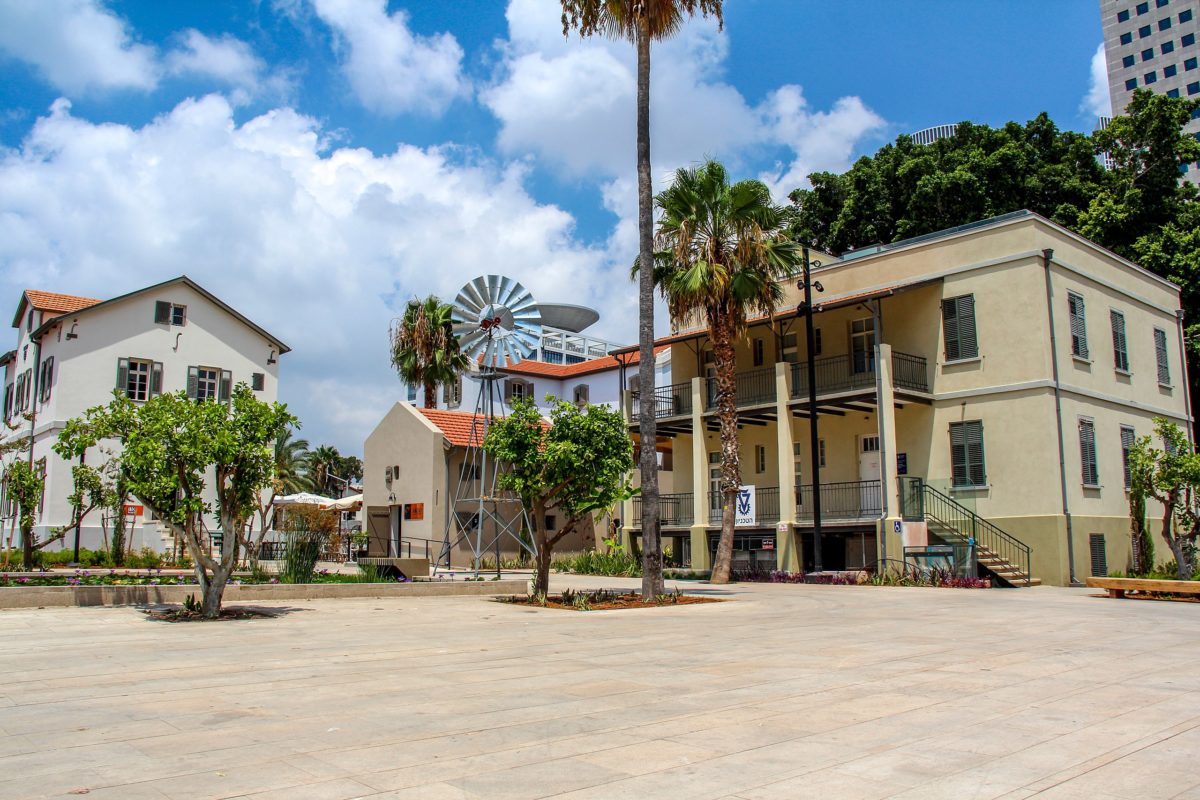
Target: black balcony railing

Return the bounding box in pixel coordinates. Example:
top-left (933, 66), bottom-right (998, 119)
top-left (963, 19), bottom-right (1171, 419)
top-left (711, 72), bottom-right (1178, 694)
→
top-left (790, 351), bottom-right (928, 398)
top-left (631, 492), bottom-right (694, 527)
top-left (705, 366), bottom-right (776, 410)
top-left (795, 480), bottom-right (882, 521)
top-left (707, 485), bottom-right (780, 525)
top-left (631, 382), bottom-right (692, 420)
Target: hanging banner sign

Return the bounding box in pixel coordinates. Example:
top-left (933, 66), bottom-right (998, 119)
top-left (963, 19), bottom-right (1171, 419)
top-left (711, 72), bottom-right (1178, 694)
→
top-left (735, 485), bottom-right (756, 527)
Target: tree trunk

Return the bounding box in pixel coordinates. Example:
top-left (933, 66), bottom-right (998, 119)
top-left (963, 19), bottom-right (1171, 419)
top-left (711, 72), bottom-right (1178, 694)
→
top-left (20, 521), bottom-right (33, 570)
top-left (635, 22), bottom-right (662, 600)
top-left (424, 380), bottom-right (437, 409)
top-left (532, 512), bottom-right (551, 596)
top-left (708, 315), bottom-right (741, 584)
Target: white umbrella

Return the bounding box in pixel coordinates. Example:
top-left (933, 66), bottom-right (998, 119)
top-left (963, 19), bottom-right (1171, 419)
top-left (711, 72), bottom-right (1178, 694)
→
top-left (326, 493), bottom-right (363, 511)
top-left (273, 492), bottom-right (337, 507)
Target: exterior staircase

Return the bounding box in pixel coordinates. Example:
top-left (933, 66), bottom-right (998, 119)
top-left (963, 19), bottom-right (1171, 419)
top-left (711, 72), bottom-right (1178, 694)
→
top-left (900, 479), bottom-right (1039, 587)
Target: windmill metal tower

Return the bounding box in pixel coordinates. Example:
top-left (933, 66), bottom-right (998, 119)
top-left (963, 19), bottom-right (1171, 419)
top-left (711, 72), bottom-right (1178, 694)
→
top-left (436, 275), bottom-right (543, 575)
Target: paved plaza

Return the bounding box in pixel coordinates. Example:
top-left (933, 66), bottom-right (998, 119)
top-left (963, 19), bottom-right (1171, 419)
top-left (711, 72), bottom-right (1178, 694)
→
top-left (2, 576), bottom-right (1198, 800)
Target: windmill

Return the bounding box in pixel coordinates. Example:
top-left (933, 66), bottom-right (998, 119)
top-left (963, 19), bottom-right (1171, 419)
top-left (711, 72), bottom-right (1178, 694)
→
top-left (436, 275), bottom-right (543, 575)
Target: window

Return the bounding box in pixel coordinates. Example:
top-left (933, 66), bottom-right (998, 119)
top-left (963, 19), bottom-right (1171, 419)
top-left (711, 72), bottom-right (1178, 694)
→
top-left (1121, 425), bottom-right (1136, 489)
top-left (1118, 8), bottom-right (1131, 20)
top-left (1068, 292), bottom-right (1088, 359)
top-left (443, 376), bottom-right (462, 407)
top-left (1138, 0), bottom-right (1150, 12)
top-left (1189, 58), bottom-right (1200, 71)
top-left (1127, 78), bottom-right (1139, 90)
top-left (1165, 65), bottom-right (1178, 78)
top-left (1111, 310), bottom-right (1129, 372)
top-left (755, 445), bottom-right (766, 474)
top-left (818, 438), bottom-right (826, 468)
top-left (1145, 70), bottom-right (1158, 83)
top-left (1180, 9), bottom-right (1193, 22)
top-left (862, 436), bottom-right (880, 453)
top-left (1143, 47), bottom-right (1155, 60)
top-left (1121, 31), bottom-right (1134, 44)
top-left (251, 372), bottom-right (265, 391)
top-left (506, 378), bottom-right (531, 404)
top-left (1168, 87), bottom-right (1181, 96)
top-left (1157, 0), bottom-right (1169, 7)
top-left (1139, 24), bottom-right (1152, 36)
top-left (1079, 418), bottom-right (1099, 486)
top-left (573, 384), bottom-right (589, 407)
top-left (26, 309), bottom-right (33, 332)
top-left (814, 328), bottom-right (823, 355)
top-left (708, 452), bottom-right (722, 517)
top-left (188, 366), bottom-right (229, 402)
top-left (752, 337), bottom-right (765, 367)
top-left (793, 441), bottom-right (803, 488)
top-left (1183, 33), bottom-right (1196, 46)
top-left (154, 301), bottom-right (186, 326)
top-left (850, 317), bottom-right (875, 374)
top-left (1154, 327), bottom-right (1171, 385)
top-left (1124, 54), bottom-right (1136, 67)
top-left (1189, 81), bottom-right (1200, 95)
top-left (2, 384), bottom-right (11, 420)
top-left (781, 332), bottom-right (798, 363)
top-left (1159, 16), bottom-right (1172, 29)
top-left (1163, 40), bottom-right (1175, 53)
top-left (1089, 533), bottom-right (1108, 577)
top-left (949, 421), bottom-right (986, 488)
top-left (940, 293), bottom-right (979, 359)
top-left (119, 358), bottom-right (161, 402)
top-left (38, 357), bottom-right (53, 403)
top-left (406, 383), bottom-right (417, 402)
top-left (544, 515), bottom-right (556, 532)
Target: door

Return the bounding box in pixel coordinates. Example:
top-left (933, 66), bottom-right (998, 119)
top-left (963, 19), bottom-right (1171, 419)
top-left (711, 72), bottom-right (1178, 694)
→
top-left (709, 452), bottom-right (722, 523)
top-left (389, 507), bottom-right (402, 558)
top-left (366, 507), bottom-right (390, 557)
top-left (858, 436), bottom-right (881, 516)
top-left (851, 317), bottom-right (876, 375)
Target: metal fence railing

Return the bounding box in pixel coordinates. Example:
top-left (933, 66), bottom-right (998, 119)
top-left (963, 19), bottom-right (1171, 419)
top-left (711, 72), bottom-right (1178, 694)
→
top-left (795, 480), bottom-right (882, 520)
top-left (631, 492), bottom-right (694, 527)
top-left (631, 382), bottom-right (692, 419)
top-left (705, 366), bottom-right (776, 410)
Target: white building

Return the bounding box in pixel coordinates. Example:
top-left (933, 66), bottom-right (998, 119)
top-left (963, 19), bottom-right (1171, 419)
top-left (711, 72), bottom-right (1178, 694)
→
top-left (1100, 0), bottom-right (1200, 181)
top-left (1, 276), bottom-right (289, 554)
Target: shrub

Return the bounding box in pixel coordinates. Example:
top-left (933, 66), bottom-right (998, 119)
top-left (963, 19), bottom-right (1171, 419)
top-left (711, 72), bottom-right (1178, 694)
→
top-left (550, 548), bottom-right (641, 577)
top-left (279, 524), bottom-right (322, 584)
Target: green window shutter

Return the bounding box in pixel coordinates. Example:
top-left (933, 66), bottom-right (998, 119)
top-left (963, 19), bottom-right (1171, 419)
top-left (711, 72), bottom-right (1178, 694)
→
top-left (251, 372), bottom-right (264, 391)
top-left (942, 295), bottom-right (977, 360)
top-left (941, 298), bottom-right (960, 361)
top-left (950, 420), bottom-right (986, 487)
top-left (116, 358), bottom-right (130, 396)
top-left (1068, 292), bottom-right (1088, 359)
top-left (1154, 328), bottom-right (1170, 384)
top-left (1110, 310), bottom-right (1129, 371)
top-left (1089, 533), bottom-right (1108, 577)
top-left (1079, 419), bottom-right (1099, 486)
top-left (219, 370), bottom-right (232, 403)
top-left (154, 301), bottom-right (170, 324)
top-left (40, 357), bottom-right (53, 403)
top-left (150, 362), bottom-right (163, 396)
top-left (186, 366), bottom-right (199, 400)
top-left (1120, 425), bottom-right (1135, 489)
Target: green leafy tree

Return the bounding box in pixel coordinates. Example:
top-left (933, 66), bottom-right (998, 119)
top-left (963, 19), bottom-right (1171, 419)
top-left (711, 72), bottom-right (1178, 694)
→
top-left (390, 295), bottom-right (470, 409)
top-left (307, 444), bottom-right (342, 496)
top-left (250, 427), bottom-right (310, 566)
top-left (641, 160), bottom-right (801, 584)
top-left (560, 0), bottom-right (723, 600)
top-left (1127, 443), bottom-right (1154, 576)
top-left (50, 448), bottom-right (128, 565)
top-left (484, 397), bottom-right (635, 596)
top-left (56, 386), bottom-right (295, 617)
top-left (5, 458), bottom-right (47, 569)
top-left (1129, 418), bottom-right (1200, 581)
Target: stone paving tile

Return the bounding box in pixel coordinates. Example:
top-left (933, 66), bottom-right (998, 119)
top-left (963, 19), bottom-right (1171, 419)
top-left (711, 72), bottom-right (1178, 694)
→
top-left (2, 579), bottom-right (1199, 799)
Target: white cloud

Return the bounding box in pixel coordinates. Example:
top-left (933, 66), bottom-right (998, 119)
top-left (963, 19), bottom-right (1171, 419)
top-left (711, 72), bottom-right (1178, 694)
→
top-left (485, 0), bottom-right (886, 198)
top-left (1083, 42), bottom-right (1113, 120)
top-left (0, 0), bottom-right (158, 93)
top-left (0, 96), bottom-right (632, 452)
top-left (309, 0), bottom-right (468, 116)
top-left (164, 29), bottom-right (290, 103)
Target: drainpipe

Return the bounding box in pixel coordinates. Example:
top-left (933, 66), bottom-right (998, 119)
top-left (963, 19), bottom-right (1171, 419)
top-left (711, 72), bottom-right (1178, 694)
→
top-left (1042, 248), bottom-right (1079, 586)
top-left (1174, 309), bottom-right (1194, 446)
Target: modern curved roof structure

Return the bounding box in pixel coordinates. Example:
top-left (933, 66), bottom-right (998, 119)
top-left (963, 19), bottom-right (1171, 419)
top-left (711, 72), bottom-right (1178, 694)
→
top-left (538, 302), bottom-right (600, 333)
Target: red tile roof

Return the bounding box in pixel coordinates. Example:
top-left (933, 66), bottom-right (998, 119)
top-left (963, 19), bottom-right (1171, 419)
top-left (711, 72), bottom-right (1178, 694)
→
top-left (498, 345), bottom-right (668, 379)
top-left (417, 407), bottom-right (550, 448)
top-left (24, 289), bottom-right (102, 316)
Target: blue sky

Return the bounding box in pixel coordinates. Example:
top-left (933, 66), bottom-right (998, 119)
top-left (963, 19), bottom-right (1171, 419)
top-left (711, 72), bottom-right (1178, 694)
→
top-left (0, 0), bottom-right (1109, 451)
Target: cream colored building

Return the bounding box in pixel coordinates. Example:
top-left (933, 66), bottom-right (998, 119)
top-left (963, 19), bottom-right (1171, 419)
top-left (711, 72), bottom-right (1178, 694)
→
top-left (618, 211), bottom-right (1191, 586)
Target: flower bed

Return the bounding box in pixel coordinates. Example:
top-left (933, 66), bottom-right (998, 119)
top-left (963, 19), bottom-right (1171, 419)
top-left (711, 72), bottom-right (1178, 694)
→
top-left (499, 587), bottom-right (724, 612)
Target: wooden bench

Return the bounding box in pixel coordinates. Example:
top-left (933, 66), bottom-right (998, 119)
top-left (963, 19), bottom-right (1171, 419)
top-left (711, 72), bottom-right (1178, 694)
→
top-left (358, 557), bottom-right (430, 580)
top-left (1086, 576), bottom-right (1200, 598)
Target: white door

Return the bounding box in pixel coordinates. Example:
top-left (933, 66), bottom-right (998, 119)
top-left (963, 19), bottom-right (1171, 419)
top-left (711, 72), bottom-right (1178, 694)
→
top-left (709, 452), bottom-right (722, 521)
top-left (858, 436), bottom-right (881, 515)
top-left (389, 507), bottom-right (401, 558)
top-left (851, 317), bottom-right (876, 374)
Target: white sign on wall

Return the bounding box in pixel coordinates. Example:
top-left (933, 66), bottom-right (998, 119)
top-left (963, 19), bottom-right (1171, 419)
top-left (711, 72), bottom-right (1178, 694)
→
top-left (735, 485), bottom-right (756, 527)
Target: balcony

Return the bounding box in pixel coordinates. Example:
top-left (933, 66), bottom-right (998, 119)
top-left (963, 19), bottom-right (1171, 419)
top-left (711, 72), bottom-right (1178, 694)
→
top-left (704, 366), bottom-right (776, 410)
top-left (791, 351), bottom-right (928, 399)
top-left (795, 480), bottom-right (882, 521)
top-left (631, 492), bottom-right (694, 528)
top-left (708, 486), bottom-right (780, 526)
top-left (631, 382), bottom-right (692, 420)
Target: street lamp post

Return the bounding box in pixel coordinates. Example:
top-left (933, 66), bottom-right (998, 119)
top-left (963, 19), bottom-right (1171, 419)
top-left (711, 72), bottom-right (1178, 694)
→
top-left (798, 247), bottom-right (825, 573)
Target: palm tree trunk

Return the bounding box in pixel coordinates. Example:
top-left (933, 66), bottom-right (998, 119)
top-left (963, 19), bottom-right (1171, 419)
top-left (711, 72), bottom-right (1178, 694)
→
top-left (709, 314), bottom-right (740, 584)
top-left (423, 380), bottom-right (437, 409)
top-left (635, 21), bottom-right (663, 599)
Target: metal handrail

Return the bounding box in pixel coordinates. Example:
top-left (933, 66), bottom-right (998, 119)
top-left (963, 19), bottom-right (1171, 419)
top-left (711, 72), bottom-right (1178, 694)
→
top-left (790, 351), bottom-right (929, 398)
top-left (706, 486), bottom-right (780, 525)
top-left (631, 492), bottom-right (694, 527)
top-left (631, 382), bottom-right (692, 419)
top-left (705, 366), bottom-right (776, 410)
top-left (795, 480), bottom-right (882, 520)
top-left (900, 478), bottom-right (1031, 586)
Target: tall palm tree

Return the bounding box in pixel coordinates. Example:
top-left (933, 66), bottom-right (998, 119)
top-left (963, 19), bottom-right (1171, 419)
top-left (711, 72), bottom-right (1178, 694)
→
top-left (560, 0), bottom-right (723, 598)
top-left (644, 160), bottom-right (801, 584)
top-left (307, 445), bottom-right (342, 497)
top-left (390, 295), bottom-right (470, 409)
